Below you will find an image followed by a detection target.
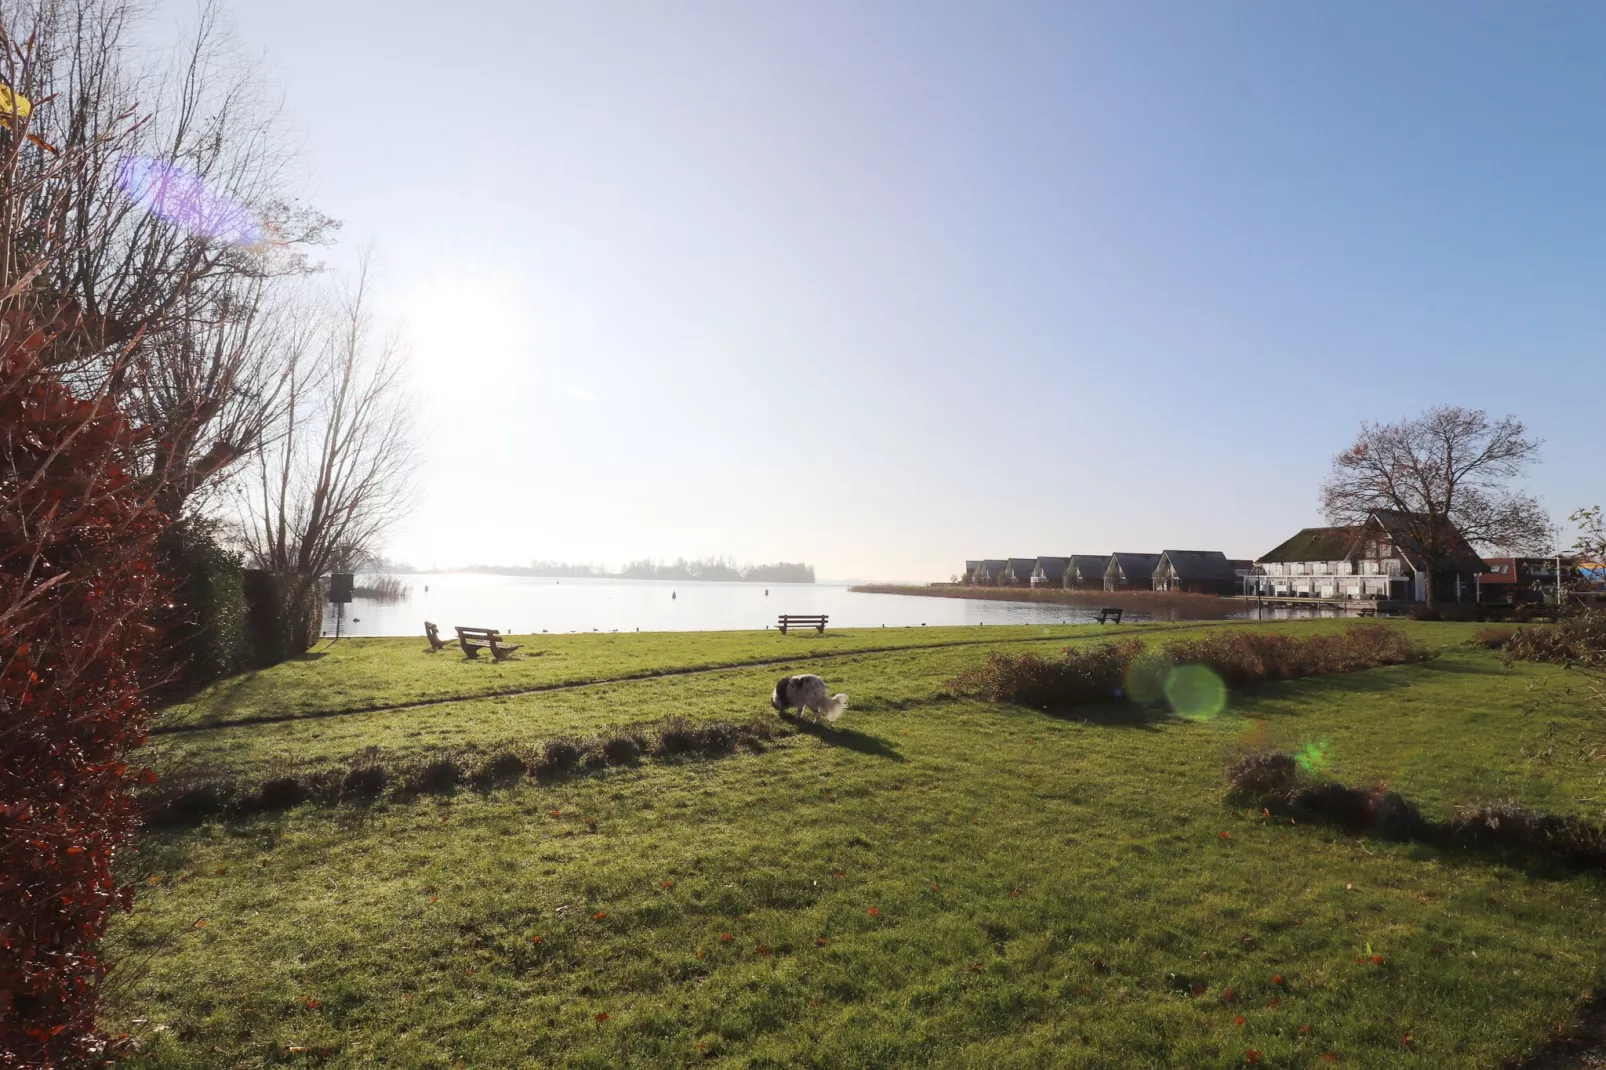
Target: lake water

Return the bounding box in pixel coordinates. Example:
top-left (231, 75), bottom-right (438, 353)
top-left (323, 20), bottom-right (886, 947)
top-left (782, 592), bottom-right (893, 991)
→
top-left (318, 574), bottom-right (1182, 637)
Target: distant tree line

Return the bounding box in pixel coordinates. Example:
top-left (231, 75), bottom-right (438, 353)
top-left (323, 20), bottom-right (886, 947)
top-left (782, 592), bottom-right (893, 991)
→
top-left (464, 556), bottom-right (818, 582)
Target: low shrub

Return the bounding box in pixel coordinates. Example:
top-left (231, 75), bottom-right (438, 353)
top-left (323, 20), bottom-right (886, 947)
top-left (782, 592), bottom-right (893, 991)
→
top-left (1224, 751), bottom-right (1298, 799)
top-left (1227, 748), bottom-right (1606, 869)
top-left (949, 626), bottom-right (1430, 711)
top-left (1505, 609), bottom-right (1606, 665)
top-left (1471, 626), bottom-right (1516, 650)
top-left (342, 764), bottom-right (388, 799)
top-left (402, 756), bottom-right (462, 795)
top-left (948, 640), bottom-right (1142, 708)
top-left (535, 739), bottom-right (583, 779)
top-left (141, 718), bottom-right (790, 828)
top-left (600, 732), bottom-right (646, 764)
top-left (256, 776), bottom-right (310, 811)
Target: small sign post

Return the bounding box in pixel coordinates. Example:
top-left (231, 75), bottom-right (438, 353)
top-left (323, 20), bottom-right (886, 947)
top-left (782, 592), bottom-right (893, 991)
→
top-left (329, 573), bottom-right (354, 639)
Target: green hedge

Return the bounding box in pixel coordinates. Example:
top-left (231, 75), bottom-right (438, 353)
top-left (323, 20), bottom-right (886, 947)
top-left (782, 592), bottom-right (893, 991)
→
top-left (158, 520), bottom-right (249, 687)
top-left (242, 570), bottom-right (322, 666)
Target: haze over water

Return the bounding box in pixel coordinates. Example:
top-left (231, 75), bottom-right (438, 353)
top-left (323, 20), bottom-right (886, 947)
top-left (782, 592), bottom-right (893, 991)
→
top-left (319, 574), bottom-right (1217, 637)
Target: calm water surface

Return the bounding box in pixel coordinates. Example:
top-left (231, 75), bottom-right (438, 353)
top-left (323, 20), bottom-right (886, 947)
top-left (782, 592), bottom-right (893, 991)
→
top-left (319, 574), bottom-right (1184, 637)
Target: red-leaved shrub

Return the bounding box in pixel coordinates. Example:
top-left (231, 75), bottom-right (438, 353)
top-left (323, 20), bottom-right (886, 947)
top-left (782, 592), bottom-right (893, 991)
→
top-left (1, 318), bottom-right (168, 1063)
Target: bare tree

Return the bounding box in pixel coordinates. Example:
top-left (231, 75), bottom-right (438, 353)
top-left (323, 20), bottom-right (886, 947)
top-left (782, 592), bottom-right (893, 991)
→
top-left (239, 257), bottom-right (416, 636)
top-left (1, 0), bottom-right (334, 514)
top-left (1321, 406), bottom-right (1550, 605)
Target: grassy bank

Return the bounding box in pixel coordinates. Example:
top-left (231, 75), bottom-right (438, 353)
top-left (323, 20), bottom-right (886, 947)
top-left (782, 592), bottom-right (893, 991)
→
top-left (850, 583), bottom-right (1243, 619)
top-left (108, 622), bottom-right (1606, 1068)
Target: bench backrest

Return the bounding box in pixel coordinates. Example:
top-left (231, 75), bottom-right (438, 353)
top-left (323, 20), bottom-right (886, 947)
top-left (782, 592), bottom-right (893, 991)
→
top-left (456, 626), bottom-right (501, 639)
top-left (778, 614), bottom-right (827, 623)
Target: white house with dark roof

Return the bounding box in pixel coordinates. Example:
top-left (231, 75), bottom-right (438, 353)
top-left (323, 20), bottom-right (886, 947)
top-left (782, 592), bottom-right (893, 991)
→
top-left (1000, 558), bottom-right (1038, 587)
top-left (1030, 557), bottom-right (1070, 587)
top-left (971, 559), bottom-right (1008, 586)
top-left (1251, 511), bottom-right (1488, 603)
top-left (1063, 555), bottom-right (1110, 589)
top-left (1152, 550), bottom-right (1242, 595)
top-left (1105, 553), bottom-right (1162, 591)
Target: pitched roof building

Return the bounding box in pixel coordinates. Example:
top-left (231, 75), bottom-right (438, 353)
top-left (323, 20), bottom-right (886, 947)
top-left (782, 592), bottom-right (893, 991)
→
top-left (1105, 552), bottom-right (1161, 591)
top-left (1252, 512), bottom-right (1489, 603)
top-left (1001, 557), bottom-right (1038, 586)
top-left (972, 559), bottom-right (1008, 586)
top-left (1152, 550), bottom-right (1241, 595)
top-left (1065, 554), bottom-right (1110, 588)
top-left (1030, 557), bottom-right (1070, 587)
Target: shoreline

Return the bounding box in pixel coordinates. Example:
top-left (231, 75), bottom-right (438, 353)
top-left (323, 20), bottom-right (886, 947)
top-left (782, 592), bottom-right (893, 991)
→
top-left (849, 583), bottom-right (1243, 619)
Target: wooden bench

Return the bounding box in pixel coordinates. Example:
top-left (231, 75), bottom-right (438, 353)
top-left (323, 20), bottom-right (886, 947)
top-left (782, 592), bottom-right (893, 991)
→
top-left (455, 625), bottom-right (522, 661)
top-left (424, 621), bottom-right (450, 651)
top-left (1094, 607), bottom-right (1124, 624)
top-left (777, 614), bottom-right (828, 635)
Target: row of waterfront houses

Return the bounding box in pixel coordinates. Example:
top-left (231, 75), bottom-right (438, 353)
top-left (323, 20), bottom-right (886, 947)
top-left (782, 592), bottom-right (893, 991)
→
top-left (964, 511), bottom-right (1574, 604)
top-left (965, 550), bottom-right (1251, 596)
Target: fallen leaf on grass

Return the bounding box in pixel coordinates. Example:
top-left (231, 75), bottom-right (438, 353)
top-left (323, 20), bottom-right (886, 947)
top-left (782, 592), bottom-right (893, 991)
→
top-left (301, 996), bottom-right (322, 1010)
top-left (832, 871), bottom-right (845, 879)
top-left (1219, 832), bottom-right (1232, 840)
top-left (1191, 984), bottom-right (1208, 997)
top-left (592, 911), bottom-right (607, 921)
top-left (529, 935), bottom-right (543, 944)
top-left (1222, 987), bottom-right (1236, 1002)
top-left (192, 919), bottom-right (207, 928)
top-left (1245, 1051), bottom-right (1261, 1066)
top-left (1370, 954), bottom-right (1385, 965)
top-left (1234, 1015), bottom-right (1246, 1026)
top-left (969, 963), bottom-right (984, 973)
top-left (720, 933), bottom-right (733, 943)
top-left (595, 1012), bottom-right (609, 1022)
top-left (1272, 974), bottom-right (1284, 986)
top-left (1321, 1056), bottom-right (1339, 1064)
top-left (931, 884), bottom-right (941, 893)
top-left (816, 938), bottom-right (828, 947)
top-left (661, 880), bottom-right (674, 889)
top-left (1299, 1024), bottom-right (1315, 1035)
top-left (867, 907), bottom-right (880, 917)
top-left (755, 945), bottom-right (773, 955)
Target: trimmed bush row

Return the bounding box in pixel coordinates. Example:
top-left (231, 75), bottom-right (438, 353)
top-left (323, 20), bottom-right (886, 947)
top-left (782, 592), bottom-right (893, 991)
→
top-left (1226, 750), bottom-right (1606, 871)
top-left (948, 625), bottom-right (1432, 709)
top-left (140, 716), bottom-right (789, 828)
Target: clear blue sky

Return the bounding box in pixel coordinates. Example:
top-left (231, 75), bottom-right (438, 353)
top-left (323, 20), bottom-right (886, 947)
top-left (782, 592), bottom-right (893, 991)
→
top-left (212, 0), bottom-right (1601, 580)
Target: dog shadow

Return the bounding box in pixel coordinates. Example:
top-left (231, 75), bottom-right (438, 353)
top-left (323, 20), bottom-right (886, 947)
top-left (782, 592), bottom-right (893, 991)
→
top-left (782, 714), bottom-right (905, 762)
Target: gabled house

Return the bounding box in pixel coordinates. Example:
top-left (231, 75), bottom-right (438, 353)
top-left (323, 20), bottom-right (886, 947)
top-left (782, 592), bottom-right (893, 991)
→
top-left (972, 559), bottom-right (1008, 586)
top-left (1252, 511), bottom-right (1488, 603)
top-left (963, 560), bottom-right (981, 585)
top-left (1152, 550), bottom-right (1241, 596)
top-left (1001, 558), bottom-right (1038, 587)
top-left (1030, 557), bottom-right (1070, 587)
top-left (1105, 553), bottom-right (1161, 592)
top-left (1064, 555), bottom-right (1110, 589)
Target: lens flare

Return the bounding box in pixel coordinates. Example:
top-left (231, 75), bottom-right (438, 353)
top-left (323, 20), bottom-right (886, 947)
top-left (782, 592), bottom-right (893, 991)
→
top-left (1295, 739), bottom-right (1332, 773)
top-left (116, 155), bottom-right (265, 245)
top-left (1125, 650), bottom-right (1171, 706)
top-left (1164, 664), bottom-right (1227, 721)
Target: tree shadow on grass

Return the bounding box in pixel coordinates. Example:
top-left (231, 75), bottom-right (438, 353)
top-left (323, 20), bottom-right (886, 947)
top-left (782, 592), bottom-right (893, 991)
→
top-left (782, 714), bottom-right (905, 761)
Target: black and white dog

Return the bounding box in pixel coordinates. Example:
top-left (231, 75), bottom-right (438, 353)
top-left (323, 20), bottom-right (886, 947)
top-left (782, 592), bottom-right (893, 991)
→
top-left (771, 674), bottom-right (848, 723)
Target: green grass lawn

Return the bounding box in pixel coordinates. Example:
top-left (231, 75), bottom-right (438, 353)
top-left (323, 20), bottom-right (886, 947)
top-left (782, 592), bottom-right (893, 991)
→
top-left (109, 621), bottom-right (1606, 1068)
